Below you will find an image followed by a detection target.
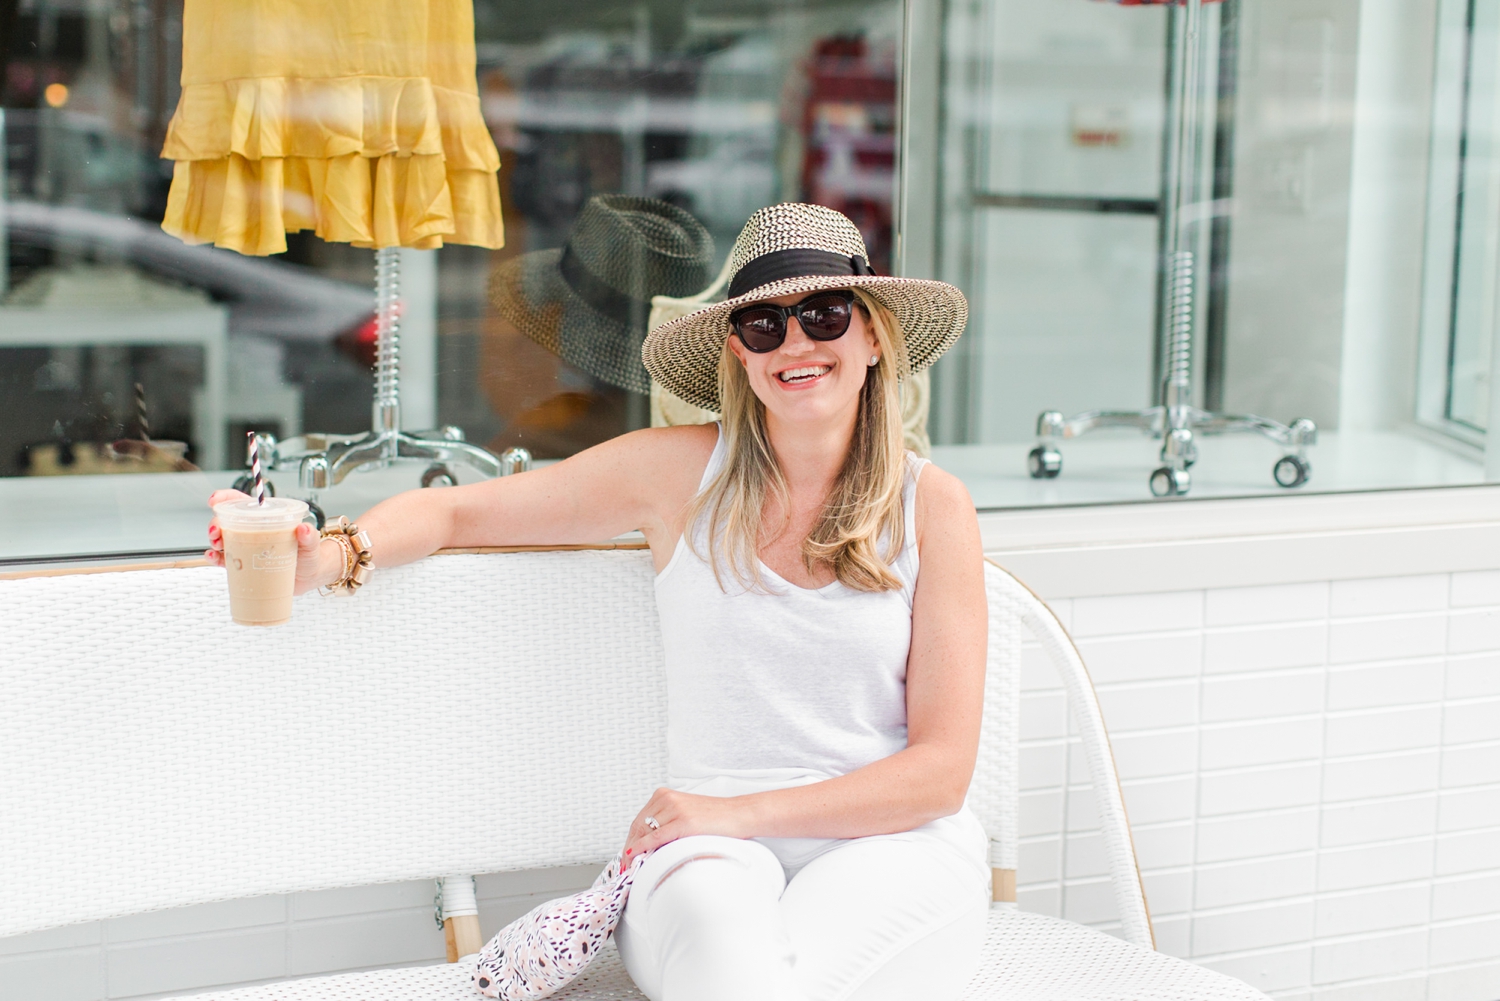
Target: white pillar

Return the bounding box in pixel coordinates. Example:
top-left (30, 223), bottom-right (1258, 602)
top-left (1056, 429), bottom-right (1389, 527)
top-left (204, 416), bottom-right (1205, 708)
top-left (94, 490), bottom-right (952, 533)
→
top-left (397, 247), bottom-right (438, 430)
top-left (1339, 0), bottom-right (1439, 435)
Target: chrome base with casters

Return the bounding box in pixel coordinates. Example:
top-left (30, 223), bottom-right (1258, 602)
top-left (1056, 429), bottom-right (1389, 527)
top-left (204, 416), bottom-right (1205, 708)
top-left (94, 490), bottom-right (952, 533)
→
top-left (1026, 250), bottom-right (1317, 499)
top-left (1027, 405), bottom-right (1317, 498)
top-left (1025, 0), bottom-right (1316, 499)
top-left (230, 246), bottom-right (530, 526)
top-left (235, 429), bottom-right (532, 527)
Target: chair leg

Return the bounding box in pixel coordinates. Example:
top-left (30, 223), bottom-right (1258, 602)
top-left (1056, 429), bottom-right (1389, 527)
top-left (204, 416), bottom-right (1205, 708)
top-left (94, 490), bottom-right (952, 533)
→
top-left (991, 867), bottom-right (1016, 904)
top-left (439, 875), bottom-right (482, 961)
top-left (445, 914), bottom-right (483, 962)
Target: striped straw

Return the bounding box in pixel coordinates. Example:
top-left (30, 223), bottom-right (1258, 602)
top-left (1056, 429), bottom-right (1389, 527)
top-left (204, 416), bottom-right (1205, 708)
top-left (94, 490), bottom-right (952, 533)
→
top-left (247, 432), bottom-right (266, 506)
top-left (135, 382), bottom-right (149, 441)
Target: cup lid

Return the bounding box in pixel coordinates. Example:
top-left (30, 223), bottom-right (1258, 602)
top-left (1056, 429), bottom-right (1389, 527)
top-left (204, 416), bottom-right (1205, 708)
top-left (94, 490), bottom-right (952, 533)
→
top-left (213, 496), bottom-right (309, 527)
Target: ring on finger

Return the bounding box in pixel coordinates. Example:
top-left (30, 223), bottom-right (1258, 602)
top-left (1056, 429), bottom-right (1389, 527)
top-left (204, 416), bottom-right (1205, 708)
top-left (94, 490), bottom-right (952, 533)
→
top-left (644, 815), bottom-right (660, 831)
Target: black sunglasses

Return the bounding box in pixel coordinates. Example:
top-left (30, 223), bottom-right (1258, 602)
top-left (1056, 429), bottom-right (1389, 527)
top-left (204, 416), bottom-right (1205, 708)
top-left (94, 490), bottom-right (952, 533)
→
top-left (729, 290), bottom-right (857, 353)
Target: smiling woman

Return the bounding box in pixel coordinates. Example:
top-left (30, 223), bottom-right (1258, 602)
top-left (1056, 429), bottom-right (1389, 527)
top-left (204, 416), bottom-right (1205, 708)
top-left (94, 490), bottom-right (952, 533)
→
top-left (690, 282), bottom-right (900, 594)
top-left (689, 283), bottom-right (906, 594)
top-left (5, 2), bottom-right (1500, 997)
top-left (638, 204), bottom-right (965, 602)
top-left (201, 201), bottom-right (992, 1001)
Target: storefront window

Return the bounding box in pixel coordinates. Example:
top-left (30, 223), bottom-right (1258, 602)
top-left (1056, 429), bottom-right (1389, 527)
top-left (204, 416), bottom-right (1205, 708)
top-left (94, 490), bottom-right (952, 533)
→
top-left (0, 0), bottom-right (1495, 563)
top-left (920, 0), bottom-right (1492, 505)
top-left (0, 0), bottom-right (901, 561)
top-left (1419, 0), bottom-right (1500, 442)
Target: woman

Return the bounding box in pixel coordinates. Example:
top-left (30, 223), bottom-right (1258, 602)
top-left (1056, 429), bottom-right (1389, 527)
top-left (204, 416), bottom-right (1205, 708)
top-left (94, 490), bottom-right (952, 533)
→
top-left (206, 203), bottom-right (988, 1001)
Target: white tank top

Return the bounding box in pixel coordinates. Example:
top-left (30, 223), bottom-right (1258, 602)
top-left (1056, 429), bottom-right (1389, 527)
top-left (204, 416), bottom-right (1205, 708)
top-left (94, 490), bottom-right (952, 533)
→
top-left (654, 425), bottom-right (926, 793)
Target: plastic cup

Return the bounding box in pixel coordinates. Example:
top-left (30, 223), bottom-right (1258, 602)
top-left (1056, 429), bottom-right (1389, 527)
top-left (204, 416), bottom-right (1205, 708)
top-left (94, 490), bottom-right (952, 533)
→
top-left (214, 497), bottom-right (311, 626)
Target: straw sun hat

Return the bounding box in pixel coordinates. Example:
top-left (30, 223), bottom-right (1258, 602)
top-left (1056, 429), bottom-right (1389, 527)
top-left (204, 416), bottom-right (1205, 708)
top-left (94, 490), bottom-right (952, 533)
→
top-left (491, 195), bottom-right (716, 394)
top-left (642, 202), bottom-right (968, 413)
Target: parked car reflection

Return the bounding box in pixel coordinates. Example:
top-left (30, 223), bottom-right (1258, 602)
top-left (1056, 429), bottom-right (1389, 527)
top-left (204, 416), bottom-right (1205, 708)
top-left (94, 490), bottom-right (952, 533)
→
top-left (0, 201), bottom-right (373, 476)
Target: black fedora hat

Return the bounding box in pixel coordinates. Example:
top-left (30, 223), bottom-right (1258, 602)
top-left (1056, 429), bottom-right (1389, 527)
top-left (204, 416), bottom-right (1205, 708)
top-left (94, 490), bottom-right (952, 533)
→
top-left (490, 195), bottom-right (716, 394)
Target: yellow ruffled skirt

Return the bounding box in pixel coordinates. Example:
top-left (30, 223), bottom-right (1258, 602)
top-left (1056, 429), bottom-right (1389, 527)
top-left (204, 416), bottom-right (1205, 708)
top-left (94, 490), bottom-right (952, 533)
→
top-left (161, 0), bottom-right (503, 255)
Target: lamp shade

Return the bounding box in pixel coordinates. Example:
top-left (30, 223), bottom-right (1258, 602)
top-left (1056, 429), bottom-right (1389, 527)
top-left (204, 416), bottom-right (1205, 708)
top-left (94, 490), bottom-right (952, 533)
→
top-left (160, 0), bottom-right (504, 256)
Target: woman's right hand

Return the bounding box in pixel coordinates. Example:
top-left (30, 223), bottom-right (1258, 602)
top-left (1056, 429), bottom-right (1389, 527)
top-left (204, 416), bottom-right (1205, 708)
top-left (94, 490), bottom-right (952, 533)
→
top-left (206, 489), bottom-right (333, 595)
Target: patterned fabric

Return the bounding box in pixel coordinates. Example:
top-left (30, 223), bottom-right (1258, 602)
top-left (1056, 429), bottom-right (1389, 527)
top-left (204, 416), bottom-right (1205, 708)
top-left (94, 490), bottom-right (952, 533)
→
top-left (641, 202), bottom-right (969, 413)
top-left (473, 851), bottom-right (647, 1000)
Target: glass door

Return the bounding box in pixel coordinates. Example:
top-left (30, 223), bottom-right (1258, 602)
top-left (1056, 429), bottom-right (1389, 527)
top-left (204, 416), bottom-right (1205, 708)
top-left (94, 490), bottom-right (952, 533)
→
top-left (1419, 0), bottom-right (1500, 443)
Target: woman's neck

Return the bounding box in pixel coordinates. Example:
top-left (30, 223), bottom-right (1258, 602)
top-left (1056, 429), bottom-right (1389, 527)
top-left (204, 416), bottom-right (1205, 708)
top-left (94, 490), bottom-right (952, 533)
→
top-left (763, 407), bottom-right (857, 501)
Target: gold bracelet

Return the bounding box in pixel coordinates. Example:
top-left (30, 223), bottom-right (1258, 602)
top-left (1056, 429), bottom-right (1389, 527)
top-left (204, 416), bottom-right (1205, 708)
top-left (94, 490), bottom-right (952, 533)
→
top-left (318, 516), bottom-right (374, 596)
top-left (328, 534), bottom-right (356, 586)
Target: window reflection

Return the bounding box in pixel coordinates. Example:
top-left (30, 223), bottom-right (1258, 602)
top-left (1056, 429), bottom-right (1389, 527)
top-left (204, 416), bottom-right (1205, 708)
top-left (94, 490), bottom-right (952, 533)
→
top-left (0, 0), bottom-right (901, 561)
top-left (927, 0), bottom-right (1491, 505)
top-left (473, 7), bottom-right (901, 457)
top-left (5, 0), bottom-right (1500, 562)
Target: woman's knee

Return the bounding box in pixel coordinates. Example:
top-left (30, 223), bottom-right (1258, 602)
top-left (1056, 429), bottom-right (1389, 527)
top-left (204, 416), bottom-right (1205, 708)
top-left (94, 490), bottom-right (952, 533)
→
top-left (618, 837), bottom-right (799, 1001)
top-left (633, 836), bottom-right (784, 922)
top-left (623, 835), bottom-right (785, 933)
top-left (633, 835), bottom-right (782, 898)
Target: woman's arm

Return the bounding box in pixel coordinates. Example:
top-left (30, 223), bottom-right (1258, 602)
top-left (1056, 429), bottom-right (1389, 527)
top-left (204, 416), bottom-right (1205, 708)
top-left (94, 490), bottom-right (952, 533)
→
top-left (624, 466), bottom-right (987, 854)
top-left (206, 424), bottom-right (719, 591)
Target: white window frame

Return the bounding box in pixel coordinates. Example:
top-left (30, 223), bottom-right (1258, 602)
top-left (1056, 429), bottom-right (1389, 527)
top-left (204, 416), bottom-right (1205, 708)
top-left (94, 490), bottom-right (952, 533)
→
top-left (1416, 0), bottom-right (1500, 450)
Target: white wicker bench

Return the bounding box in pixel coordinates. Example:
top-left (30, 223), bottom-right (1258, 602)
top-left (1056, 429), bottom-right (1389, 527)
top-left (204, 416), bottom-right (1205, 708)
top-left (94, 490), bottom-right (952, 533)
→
top-left (0, 549), bottom-right (1269, 1000)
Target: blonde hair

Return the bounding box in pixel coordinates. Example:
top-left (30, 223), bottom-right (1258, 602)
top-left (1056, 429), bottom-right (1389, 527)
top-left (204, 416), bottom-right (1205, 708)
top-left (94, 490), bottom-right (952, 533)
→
top-left (685, 288), bottom-right (910, 593)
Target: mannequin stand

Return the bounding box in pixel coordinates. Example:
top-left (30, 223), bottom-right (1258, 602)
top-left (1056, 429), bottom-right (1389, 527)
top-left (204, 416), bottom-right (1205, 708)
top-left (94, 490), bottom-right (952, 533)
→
top-left (1025, 0), bottom-right (1315, 497)
top-left (235, 247), bottom-right (529, 524)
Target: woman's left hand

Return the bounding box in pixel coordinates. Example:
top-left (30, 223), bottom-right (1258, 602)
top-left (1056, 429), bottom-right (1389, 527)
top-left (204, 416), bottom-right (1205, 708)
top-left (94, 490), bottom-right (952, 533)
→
top-left (624, 788), bottom-right (755, 859)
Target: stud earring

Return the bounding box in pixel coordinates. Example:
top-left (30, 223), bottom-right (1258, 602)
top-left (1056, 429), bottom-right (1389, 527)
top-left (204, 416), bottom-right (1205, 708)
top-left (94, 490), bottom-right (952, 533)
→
top-left (868, 355), bottom-right (879, 367)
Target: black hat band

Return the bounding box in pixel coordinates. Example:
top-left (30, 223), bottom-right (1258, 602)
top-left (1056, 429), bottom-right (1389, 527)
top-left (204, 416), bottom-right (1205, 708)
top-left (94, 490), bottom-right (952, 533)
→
top-left (727, 248), bottom-right (875, 300)
top-left (559, 246), bottom-right (651, 326)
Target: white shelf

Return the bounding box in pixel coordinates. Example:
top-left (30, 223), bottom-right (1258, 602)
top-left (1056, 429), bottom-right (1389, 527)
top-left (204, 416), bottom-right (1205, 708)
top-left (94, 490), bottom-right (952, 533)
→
top-left (3, 431), bottom-right (1496, 593)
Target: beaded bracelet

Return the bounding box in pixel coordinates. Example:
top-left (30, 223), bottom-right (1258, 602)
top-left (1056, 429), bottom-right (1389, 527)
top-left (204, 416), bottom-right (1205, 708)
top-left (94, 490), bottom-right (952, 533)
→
top-left (319, 516), bottom-right (374, 596)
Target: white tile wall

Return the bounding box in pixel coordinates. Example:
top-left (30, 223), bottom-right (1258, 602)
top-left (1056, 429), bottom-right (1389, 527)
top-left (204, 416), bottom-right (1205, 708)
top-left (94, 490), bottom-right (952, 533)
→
top-left (2, 573), bottom-right (1497, 1000)
top-left (1013, 571), bottom-right (1500, 1001)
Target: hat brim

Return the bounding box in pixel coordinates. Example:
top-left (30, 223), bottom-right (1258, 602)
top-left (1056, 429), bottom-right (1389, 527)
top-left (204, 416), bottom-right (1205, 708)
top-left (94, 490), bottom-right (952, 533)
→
top-left (642, 274), bottom-right (968, 413)
top-left (489, 250), bottom-right (653, 395)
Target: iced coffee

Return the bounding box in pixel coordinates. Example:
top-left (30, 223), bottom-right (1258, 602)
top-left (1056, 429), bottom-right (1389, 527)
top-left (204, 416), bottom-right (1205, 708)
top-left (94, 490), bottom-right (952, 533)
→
top-left (214, 497), bottom-right (310, 626)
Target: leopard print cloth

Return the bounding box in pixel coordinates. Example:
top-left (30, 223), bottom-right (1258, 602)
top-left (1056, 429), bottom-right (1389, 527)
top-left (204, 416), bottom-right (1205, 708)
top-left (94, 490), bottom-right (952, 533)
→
top-left (473, 851), bottom-right (646, 1000)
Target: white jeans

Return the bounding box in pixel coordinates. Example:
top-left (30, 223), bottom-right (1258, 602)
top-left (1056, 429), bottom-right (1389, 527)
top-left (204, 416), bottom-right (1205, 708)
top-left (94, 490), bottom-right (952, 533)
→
top-left (613, 820), bottom-right (990, 1001)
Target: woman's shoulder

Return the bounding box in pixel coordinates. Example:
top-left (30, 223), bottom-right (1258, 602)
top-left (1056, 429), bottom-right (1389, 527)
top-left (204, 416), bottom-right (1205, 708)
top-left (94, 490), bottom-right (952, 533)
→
top-left (565, 424), bottom-right (720, 548)
top-left (605, 423), bottom-right (720, 497)
top-left (633, 420), bottom-right (720, 447)
top-left (912, 462), bottom-right (977, 539)
top-left (566, 422), bottom-right (718, 491)
top-left (906, 462), bottom-right (982, 596)
top-left (631, 422), bottom-right (720, 463)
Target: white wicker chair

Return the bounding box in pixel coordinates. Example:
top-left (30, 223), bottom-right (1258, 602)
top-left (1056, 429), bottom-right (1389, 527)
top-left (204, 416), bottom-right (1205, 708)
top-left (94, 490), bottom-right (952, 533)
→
top-left (0, 551), bottom-right (1268, 1000)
